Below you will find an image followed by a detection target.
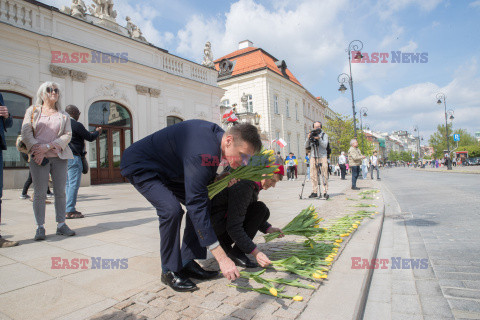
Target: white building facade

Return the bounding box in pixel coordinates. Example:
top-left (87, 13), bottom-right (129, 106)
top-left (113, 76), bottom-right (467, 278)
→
top-left (215, 41), bottom-right (326, 173)
top-left (0, 0), bottom-right (224, 188)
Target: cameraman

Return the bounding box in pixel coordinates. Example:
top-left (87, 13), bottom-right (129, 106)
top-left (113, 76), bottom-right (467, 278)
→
top-left (305, 121), bottom-right (329, 199)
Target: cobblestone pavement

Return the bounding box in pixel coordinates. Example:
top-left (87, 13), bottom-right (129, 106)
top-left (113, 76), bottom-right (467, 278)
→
top-left (413, 166), bottom-right (480, 174)
top-left (88, 175), bottom-right (381, 320)
top-left (0, 173), bottom-right (380, 320)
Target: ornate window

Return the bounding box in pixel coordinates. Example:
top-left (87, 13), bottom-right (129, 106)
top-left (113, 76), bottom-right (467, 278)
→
top-left (0, 91), bottom-right (32, 168)
top-left (167, 116), bottom-right (183, 127)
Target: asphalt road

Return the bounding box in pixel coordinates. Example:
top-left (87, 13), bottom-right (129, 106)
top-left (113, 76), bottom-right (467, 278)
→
top-left (364, 167), bottom-right (480, 320)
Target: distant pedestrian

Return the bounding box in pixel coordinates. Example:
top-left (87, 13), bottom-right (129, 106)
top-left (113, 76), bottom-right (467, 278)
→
top-left (370, 151), bottom-right (380, 180)
top-left (274, 151), bottom-right (284, 166)
top-left (305, 152), bottom-right (310, 181)
top-left (285, 152), bottom-right (296, 181)
top-left (338, 151), bottom-right (347, 180)
top-left (64, 105), bottom-right (102, 219)
top-left (348, 139), bottom-right (365, 190)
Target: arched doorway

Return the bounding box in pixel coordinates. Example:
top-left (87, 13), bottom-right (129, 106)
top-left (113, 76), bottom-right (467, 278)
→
top-left (166, 116), bottom-right (183, 127)
top-left (88, 101), bottom-right (132, 185)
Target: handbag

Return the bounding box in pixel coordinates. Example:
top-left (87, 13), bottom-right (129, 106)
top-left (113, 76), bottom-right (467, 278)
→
top-left (16, 105), bottom-right (37, 154)
top-left (81, 152), bottom-right (89, 174)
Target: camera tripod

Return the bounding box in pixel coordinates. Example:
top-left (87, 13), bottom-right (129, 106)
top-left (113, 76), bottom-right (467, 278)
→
top-left (299, 140), bottom-right (329, 200)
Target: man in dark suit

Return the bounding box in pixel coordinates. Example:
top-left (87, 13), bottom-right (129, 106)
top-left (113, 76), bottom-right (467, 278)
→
top-left (121, 120), bottom-right (262, 292)
top-left (0, 93), bottom-right (18, 248)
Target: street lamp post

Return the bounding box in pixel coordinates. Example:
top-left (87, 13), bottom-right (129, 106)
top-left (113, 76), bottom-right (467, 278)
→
top-left (436, 93), bottom-right (452, 170)
top-left (413, 125), bottom-right (421, 161)
top-left (359, 107), bottom-right (368, 150)
top-left (338, 40), bottom-right (364, 138)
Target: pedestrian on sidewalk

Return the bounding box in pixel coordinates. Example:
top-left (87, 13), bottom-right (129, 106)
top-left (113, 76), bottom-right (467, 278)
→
top-left (64, 105), bottom-right (102, 219)
top-left (348, 139), bottom-right (365, 190)
top-left (120, 120), bottom-right (262, 292)
top-left (274, 151), bottom-right (284, 168)
top-left (0, 93), bottom-right (19, 248)
top-left (292, 153), bottom-right (298, 179)
top-left (339, 151), bottom-right (347, 179)
top-left (305, 152), bottom-right (311, 181)
top-left (370, 151), bottom-right (381, 180)
top-left (305, 121), bottom-right (329, 199)
top-left (210, 164), bottom-right (285, 269)
top-left (20, 82), bottom-right (76, 241)
top-left (285, 152), bottom-right (296, 180)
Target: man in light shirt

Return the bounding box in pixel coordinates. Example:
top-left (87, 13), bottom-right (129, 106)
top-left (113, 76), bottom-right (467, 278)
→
top-left (338, 151), bottom-right (347, 180)
top-left (370, 151), bottom-right (381, 180)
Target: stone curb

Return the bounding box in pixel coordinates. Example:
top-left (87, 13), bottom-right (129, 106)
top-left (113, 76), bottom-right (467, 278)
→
top-left (298, 191), bottom-right (386, 320)
top-left (412, 168), bottom-right (480, 174)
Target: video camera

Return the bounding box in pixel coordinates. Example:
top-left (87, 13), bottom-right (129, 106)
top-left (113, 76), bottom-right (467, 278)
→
top-left (309, 129), bottom-right (322, 144)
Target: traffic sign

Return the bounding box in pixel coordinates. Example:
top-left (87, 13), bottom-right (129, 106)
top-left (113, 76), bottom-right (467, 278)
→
top-left (454, 134), bottom-right (460, 141)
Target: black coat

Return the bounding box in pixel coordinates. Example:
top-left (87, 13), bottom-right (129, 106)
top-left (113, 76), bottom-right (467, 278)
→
top-left (69, 118), bottom-right (100, 156)
top-left (210, 180), bottom-right (271, 254)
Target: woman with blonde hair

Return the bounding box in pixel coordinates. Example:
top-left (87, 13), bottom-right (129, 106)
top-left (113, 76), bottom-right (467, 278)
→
top-left (21, 81), bottom-right (75, 240)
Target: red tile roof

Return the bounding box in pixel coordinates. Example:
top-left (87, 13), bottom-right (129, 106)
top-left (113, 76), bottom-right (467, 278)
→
top-left (215, 47), bottom-right (304, 87)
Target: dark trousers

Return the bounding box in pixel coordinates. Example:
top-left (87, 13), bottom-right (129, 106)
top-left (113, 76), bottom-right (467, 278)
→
top-left (287, 166), bottom-right (295, 179)
top-left (294, 165), bottom-right (298, 179)
top-left (217, 201), bottom-right (270, 254)
top-left (130, 176), bottom-right (206, 272)
top-left (22, 171), bottom-right (52, 195)
top-left (351, 166), bottom-right (360, 188)
top-left (371, 165), bottom-right (380, 179)
top-left (340, 164), bottom-right (346, 179)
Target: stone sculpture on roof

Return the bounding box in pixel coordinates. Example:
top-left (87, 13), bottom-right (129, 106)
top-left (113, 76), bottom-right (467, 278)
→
top-left (126, 17), bottom-right (147, 42)
top-left (202, 41), bottom-right (215, 68)
top-left (89, 0), bottom-right (117, 21)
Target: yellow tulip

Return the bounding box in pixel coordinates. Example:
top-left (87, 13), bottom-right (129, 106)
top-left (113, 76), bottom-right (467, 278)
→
top-left (353, 225), bottom-right (358, 229)
top-left (313, 214), bottom-right (318, 219)
top-left (335, 239), bottom-right (343, 243)
top-left (355, 221), bottom-right (361, 224)
top-left (313, 273), bottom-right (322, 279)
top-left (293, 295), bottom-right (303, 301)
top-left (314, 225), bottom-right (320, 228)
top-left (269, 287), bottom-right (278, 296)
top-left (325, 258), bottom-right (333, 262)
top-left (320, 267), bottom-right (329, 271)
top-left (310, 243), bottom-right (314, 249)
top-left (320, 274), bottom-right (328, 279)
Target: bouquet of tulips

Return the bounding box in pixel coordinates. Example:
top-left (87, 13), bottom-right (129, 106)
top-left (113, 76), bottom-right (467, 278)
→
top-left (207, 149), bottom-right (278, 199)
top-left (263, 206), bottom-right (325, 242)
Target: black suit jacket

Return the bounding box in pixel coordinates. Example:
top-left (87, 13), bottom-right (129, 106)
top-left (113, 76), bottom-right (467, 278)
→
top-left (120, 120), bottom-right (224, 247)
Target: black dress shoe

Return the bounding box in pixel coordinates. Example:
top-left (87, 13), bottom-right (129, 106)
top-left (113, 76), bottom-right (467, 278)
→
top-left (308, 193), bottom-right (318, 198)
top-left (180, 260), bottom-right (219, 280)
top-left (161, 271), bottom-right (198, 292)
top-left (323, 193), bottom-right (329, 200)
top-left (352, 187), bottom-right (360, 190)
top-left (227, 251), bottom-right (258, 268)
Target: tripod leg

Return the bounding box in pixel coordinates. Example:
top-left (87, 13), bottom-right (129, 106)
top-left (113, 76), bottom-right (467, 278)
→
top-left (299, 168), bottom-right (308, 199)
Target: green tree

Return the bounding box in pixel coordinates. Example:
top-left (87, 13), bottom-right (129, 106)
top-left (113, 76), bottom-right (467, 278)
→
top-left (457, 144), bottom-right (480, 157)
top-left (388, 150), bottom-right (399, 162)
top-left (324, 113), bottom-right (374, 157)
top-left (453, 129), bottom-right (477, 147)
top-left (324, 113), bottom-right (354, 157)
top-left (428, 123), bottom-right (454, 158)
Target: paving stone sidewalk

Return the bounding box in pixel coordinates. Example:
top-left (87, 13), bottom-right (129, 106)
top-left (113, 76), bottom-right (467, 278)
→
top-left (0, 174), bottom-right (379, 320)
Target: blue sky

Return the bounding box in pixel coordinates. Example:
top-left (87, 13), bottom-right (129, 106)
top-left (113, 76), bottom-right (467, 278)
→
top-left (41, 0), bottom-right (480, 141)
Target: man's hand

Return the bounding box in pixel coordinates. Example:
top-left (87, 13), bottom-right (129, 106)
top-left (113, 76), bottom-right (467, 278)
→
top-left (251, 248), bottom-right (271, 267)
top-left (210, 245), bottom-right (239, 281)
top-left (0, 106), bottom-right (9, 118)
top-left (267, 227), bottom-right (284, 238)
top-left (214, 171), bottom-right (230, 182)
top-left (95, 127), bottom-right (103, 132)
top-left (228, 178), bottom-right (239, 187)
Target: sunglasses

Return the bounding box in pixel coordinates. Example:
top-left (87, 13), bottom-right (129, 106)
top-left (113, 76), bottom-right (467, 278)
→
top-left (46, 87), bottom-right (59, 94)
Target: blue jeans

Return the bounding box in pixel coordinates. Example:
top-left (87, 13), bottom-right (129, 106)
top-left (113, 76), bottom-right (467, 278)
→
top-left (66, 155), bottom-right (83, 212)
top-left (306, 166), bottom-right (310, 179)
top-left (351, 166), bottom-right (360, 188)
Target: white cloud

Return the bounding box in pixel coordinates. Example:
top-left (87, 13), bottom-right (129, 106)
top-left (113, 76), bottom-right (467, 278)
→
top-left (375, 0), bottom-right (443, 19)
top-left (176, 0), bottom-right (349, 71)
top-left (469, 0), bottom-right (480, 8)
